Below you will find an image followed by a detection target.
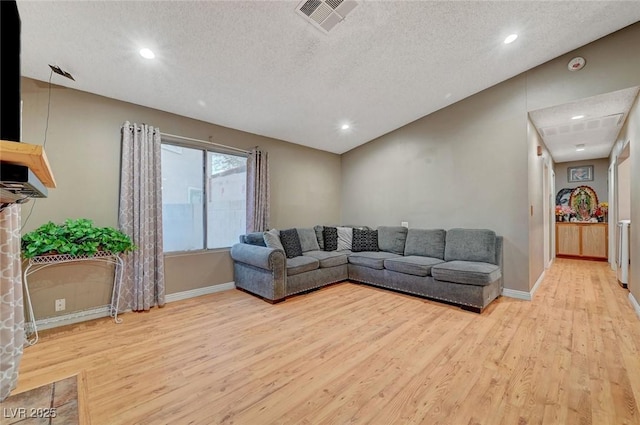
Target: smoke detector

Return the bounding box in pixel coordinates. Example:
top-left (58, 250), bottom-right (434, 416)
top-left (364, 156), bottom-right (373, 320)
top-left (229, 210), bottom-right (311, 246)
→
top-left (567, 57), bottom-right (586, 71)
top-left (296, 0), bottom-right (358, 33)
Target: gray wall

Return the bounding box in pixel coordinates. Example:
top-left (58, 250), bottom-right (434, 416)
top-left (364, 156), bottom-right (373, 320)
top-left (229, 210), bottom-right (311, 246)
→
top-left (342, 22), bottom-right (640, 293)
top-left (21, 77), bottom-right (342, 319)
top-left (341, 76), bottom-right (530, 291)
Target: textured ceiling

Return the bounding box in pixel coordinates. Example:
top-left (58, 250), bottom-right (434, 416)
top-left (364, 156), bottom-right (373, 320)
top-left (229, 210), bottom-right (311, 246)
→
top-left (16, 1), bottom-right (640, 155)
top-left (529, 87), bottom-right (640, 163)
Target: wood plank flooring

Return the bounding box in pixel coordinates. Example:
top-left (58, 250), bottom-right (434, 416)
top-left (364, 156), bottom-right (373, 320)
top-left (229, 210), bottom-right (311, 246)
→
top-left (13, 259), bottom-right (640, 424)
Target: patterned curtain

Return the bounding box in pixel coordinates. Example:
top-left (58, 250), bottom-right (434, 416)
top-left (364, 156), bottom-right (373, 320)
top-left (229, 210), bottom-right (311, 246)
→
top-left (0, 205), bottom-right (24, 401)
top-left (118, 122), bottom-right (165, 311)
top-left (246, 148), bottom-right (270, 233)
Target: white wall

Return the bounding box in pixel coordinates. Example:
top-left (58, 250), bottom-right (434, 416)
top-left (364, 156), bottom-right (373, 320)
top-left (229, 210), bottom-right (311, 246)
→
top-left (528, 119), bottom-right (553, 288)
top-left (617, 157), bottom-right (631, 220)
top-left (610, 92), bottom-right (639, 303)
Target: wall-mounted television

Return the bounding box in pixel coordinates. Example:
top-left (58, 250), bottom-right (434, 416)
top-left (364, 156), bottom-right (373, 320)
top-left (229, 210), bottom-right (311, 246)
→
top-left (1, 0), bottom-right (21, 142)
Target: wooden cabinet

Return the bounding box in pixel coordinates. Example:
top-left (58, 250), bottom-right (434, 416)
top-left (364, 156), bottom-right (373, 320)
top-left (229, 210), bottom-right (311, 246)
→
top-left (556, 223), bottom-right (607, 260)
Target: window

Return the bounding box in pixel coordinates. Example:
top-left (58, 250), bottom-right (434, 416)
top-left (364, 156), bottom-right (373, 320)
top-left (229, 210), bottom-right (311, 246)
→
top-left (161, 142), bottom-right (247, 252)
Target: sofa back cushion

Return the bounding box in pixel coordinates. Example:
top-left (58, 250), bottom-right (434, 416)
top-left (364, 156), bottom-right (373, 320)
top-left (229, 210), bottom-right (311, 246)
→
top-left (297, 228), bottom-right (320, 252)
top-left (280, 228), bottom-right (303, 258)
top-left (352, 229), bottom-right (379, 252)
top-left (336, 227), bottom-right (353, 251)
top-left (404, 229), bottom-right (446, 259)
top-left (444, 228), bottom-right (496, 264)
top-left (263, 229), bottom-right (284, 251)
top-left (323, 226), bottom-right (338, 251)
top-left (377, 226), bottom-right (408, 255)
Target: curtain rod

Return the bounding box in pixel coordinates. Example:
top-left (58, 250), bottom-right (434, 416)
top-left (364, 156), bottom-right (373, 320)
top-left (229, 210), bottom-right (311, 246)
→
top-left (160, 132), bottom-right (250, 154)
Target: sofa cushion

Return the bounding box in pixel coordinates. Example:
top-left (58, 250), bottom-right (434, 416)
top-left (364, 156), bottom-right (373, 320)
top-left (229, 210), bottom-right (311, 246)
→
top-left (383, 256), bottom-right (445, 277)
top-left (378, 226), bottom-right (408, 255)
top-left (444, 228), bottom-right (497, 264)
top-left (303, 250), bottom-right (348, 268)
top-left (352, 229), bottom-right (379, 252)
top-left (314, 225), bottom-right (325, 250)
top-left (280, 228), bottom-right (303, 259)
top-left (323, 226), bottom-right (338, 251)
top-left (431, 260), bottom-right (501, 286)
top-left (337, 227), bottom-right (353, 251)
top-left (263, 229), bottom-right (284, 251)
top-left (404, 229), bottom-right (446, 259)
top-left (243, 232), bottom-right (267, 247)
top-left (286, 256), bottom-right (320, 276)
top-left (297, 228), bottom-right (320, 252)
top-left (348, 251), bottom-right (402, 270)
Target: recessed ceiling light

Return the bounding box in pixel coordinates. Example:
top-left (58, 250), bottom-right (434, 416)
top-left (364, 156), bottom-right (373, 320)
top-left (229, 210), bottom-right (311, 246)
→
top-left (571, 115), bottom-right (585, 120)
top-left (139, 48), bottom-right (155, 59)
top-left (341, 124), bottom-right (350, 130)
top-left (503, 34), bottom-right (518, 44)
top-left (576, 144), bottom-right (585, 151)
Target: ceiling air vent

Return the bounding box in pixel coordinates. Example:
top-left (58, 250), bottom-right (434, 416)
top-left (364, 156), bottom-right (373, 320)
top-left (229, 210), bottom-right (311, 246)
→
top-left (296, 0), bottom-right (358, 33)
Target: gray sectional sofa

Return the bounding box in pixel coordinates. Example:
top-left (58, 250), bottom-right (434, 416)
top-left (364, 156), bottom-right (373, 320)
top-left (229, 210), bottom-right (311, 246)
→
top-left (230, 226), bottom-right (503, 313)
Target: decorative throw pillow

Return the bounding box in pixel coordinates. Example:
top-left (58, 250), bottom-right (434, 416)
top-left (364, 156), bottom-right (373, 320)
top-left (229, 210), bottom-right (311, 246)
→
top-left (352, 229), bottom-right (379, 252)
top-left (263, 229), bottom-right (284, 251)
top-left (296, 228), bottom-right (320, 252)
top-left (279, 228), bottom-right (303, 258)
top-left (336, 227), bottom-right (353, 251)
top-left (323, 226), bottom-right (338, 251)
top-left (314, 225), bottom-right (325, 250)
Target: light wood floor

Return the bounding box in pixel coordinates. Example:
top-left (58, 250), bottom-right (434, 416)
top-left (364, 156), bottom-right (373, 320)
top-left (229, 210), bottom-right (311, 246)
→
top-left (14, 259), bottom-right (640, 424)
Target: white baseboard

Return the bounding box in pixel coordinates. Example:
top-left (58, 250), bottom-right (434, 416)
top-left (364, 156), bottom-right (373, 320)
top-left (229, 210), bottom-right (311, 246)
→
top-left (530, 270), bottom-right (545, 299)
top-left (502, 270), bottom-right (545, 301)
top-left (35, 282), bottom-right (236, 330)
top-left (36, 306), bottom-right (112, 330)
top-left (629, 293), bottom-right (640, 320)
top-left (502, 288), bottom-right (531, 301)
top-left (164, 281), bottom-right (235, 303)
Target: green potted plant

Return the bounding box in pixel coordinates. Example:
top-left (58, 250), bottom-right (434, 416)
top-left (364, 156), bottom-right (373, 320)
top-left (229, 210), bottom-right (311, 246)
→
top-left (21, 218), bottom-right (135, 258)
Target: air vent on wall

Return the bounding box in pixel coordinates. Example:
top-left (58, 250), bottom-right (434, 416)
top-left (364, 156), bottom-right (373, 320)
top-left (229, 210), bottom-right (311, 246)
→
top-left (296, 0), bottom-right (358, 33)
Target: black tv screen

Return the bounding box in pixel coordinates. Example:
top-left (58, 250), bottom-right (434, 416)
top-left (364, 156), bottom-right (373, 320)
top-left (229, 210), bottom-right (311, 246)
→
top-left (1, 0), bottom-right (21, 142)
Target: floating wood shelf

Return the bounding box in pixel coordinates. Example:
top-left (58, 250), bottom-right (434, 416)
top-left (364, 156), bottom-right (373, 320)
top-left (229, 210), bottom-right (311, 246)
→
top-left (0, 139), bottom-right (57, 188)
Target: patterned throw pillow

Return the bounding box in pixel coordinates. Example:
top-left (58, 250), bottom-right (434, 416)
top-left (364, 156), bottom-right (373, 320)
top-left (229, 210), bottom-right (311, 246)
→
top-left (279, 228), bottom-right (303, 258)
top-left (323, 226), bottom-right (338, 251)
top-left (352, 229), bottom-right (379, 252)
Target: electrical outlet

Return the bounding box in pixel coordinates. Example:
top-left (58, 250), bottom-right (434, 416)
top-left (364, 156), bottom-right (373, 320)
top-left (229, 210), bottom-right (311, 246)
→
top-left (401, 221), bottom-right (409, 228)
top-left (55, 298), bottom-right (66, 312)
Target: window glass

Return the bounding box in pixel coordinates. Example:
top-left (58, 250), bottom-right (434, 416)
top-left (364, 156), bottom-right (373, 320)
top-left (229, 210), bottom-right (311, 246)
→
top-left (161, 145), bottom-right (204, 252)
top-left (160, 142), bottom-right (247, 252)
top-left (207, 152), bottom-right (247, 249)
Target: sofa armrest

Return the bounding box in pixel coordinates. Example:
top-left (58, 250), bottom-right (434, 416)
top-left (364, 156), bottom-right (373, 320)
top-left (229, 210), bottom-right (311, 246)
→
top-left (230, 243), bottom-right (285, 271)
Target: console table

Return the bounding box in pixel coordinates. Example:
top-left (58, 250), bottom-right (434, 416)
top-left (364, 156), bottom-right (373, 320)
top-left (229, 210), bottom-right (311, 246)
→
top-left (556, 222), bottom-right (608, 261)
top-left (23, 251), bottom-right (124, 345)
